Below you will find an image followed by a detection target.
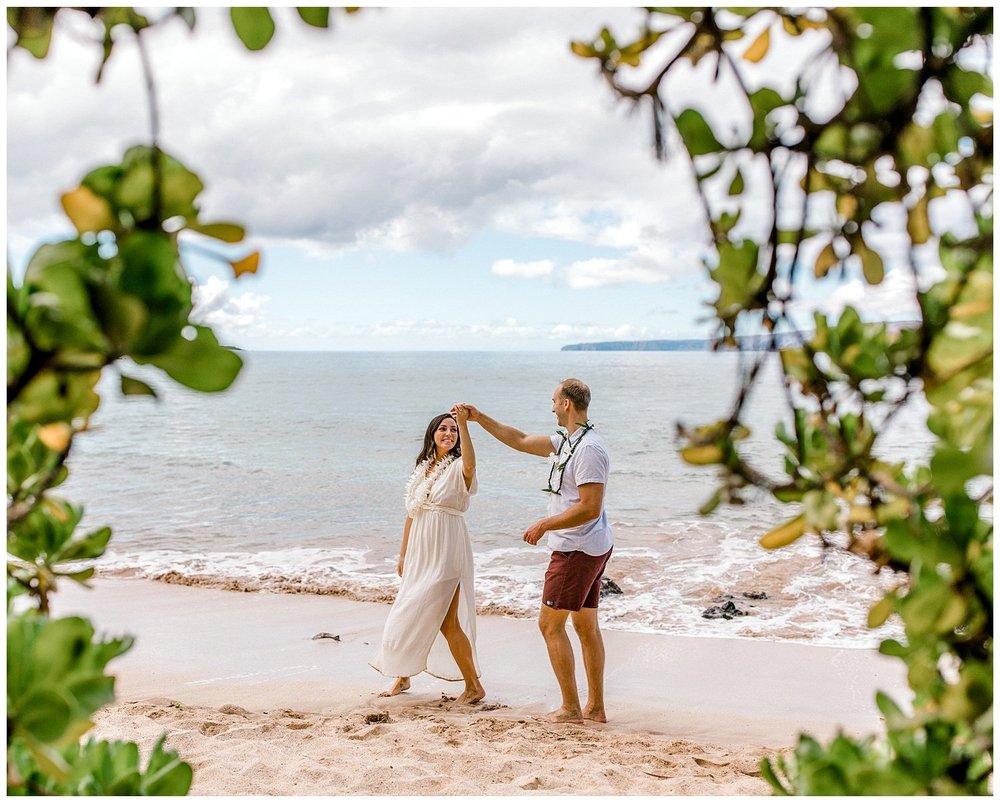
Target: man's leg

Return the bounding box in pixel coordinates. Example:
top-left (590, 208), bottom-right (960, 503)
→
top-left (571, 607), bottom-right (606, 722)
top-left (537, 604), bottom-right (583, 722)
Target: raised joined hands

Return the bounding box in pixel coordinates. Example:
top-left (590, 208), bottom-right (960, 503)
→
top-left (451, 403), bottom-right (480, 423)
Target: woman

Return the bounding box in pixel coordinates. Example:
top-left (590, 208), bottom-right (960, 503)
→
top-left (369, 407), bottom-right (486, 703)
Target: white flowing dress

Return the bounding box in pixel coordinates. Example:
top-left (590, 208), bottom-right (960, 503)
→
top-left (369, 457), bottom-right (480, 681)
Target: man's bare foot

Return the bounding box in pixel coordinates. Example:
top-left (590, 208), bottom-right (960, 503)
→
top-left (457, 684), bottom-right (486, 704)
top-left (378, 677), bottom-right (410, 697)
top-left (583, 708), bottom-right (607, 723)
top-left (543, 707), bottom-right (584, 724)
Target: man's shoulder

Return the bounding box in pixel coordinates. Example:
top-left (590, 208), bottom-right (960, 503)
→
top-left (577, 431), bottom-right (610, 464)
top-left (581, 428), bottom-right (609, 453)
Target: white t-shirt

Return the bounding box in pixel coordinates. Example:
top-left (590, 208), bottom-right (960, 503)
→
top-left (545, 425), bottom-right (613, 556)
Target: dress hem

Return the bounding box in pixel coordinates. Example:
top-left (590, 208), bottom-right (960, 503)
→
top-left (368, 660), bottom-right (479, 683)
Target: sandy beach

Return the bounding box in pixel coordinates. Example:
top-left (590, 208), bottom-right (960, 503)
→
top-left (53, 578), bottom-right (909, 796)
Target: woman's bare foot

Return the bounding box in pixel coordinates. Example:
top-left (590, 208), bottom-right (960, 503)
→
top-left (457, 683), bottom-right (486, 704)
top-left (378, 677), bottom-right (410, 697)
top-left (543, 707), bottom-right (584, 724)
top-left (583, 707), bottom-right (607, 723)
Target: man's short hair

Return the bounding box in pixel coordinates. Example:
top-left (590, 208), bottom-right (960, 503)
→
top-left (559, 378), bottom-right (591, 410)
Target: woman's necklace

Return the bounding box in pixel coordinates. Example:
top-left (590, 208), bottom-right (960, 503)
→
top-left (425, 453), bottom-right (449, 477)
top-left (543, 421), bottom-right (594, 495)
top-left (405, 453), bottom-right (456, 512)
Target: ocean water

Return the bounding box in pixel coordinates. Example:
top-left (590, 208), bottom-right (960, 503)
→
top-left (62, 350), bottom-right (931, 647)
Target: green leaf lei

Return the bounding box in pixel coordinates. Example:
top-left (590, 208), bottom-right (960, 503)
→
top-left (543, 421), bottom-right (595, 495)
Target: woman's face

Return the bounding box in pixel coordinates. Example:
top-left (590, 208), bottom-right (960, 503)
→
top-left (434, 417), bottom-right (459, 455)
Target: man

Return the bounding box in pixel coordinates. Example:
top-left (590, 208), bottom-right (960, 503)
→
top-left (453, 378), bottom-right (613, 724)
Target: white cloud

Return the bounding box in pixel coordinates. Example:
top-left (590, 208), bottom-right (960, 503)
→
top-left (8, 7), bottom-right (707, 271)
top-left (548, 322), bottom-right (650, 341)
top-left (791, 265), bottom-right (946, 323)
top-left (491, 258), bottom-right (555, 279)
top-left (246, 317), bottom-right (673, 346)
top-left (562, 258), bottom-right (670, 289)
top-left (191, 276), bottom-right (270, 335)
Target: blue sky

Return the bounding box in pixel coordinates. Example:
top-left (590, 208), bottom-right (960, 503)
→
top-left (7, 7), bottom-right (959, 351)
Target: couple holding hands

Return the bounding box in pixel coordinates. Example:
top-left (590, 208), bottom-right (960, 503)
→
top-left (369, 378), bottom-right (614, 724)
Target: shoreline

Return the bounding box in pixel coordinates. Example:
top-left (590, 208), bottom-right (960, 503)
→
top-left (92, 563), bottom-right (898, 650)
top-left (50, 577), bottom-right (910, 795)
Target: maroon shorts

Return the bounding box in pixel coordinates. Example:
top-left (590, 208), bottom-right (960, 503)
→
top-left (542, 547), bottom-right (613, 611)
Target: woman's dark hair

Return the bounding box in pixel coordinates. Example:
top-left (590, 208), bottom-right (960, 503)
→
top-left (415, 413), bottom-right (461, 467)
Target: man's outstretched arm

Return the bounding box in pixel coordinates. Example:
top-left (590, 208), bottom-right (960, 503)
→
top-left (452, 403), bottom-right (552, 457)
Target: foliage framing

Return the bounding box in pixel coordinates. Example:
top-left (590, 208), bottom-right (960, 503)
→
top-left (573, 7), bottom-right (992, 794)
top-left (6, 6), bottom-right (350, 795)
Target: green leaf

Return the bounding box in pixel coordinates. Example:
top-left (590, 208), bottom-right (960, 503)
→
top-left (900, 582), bottom-right (951, 636)
top-left (930, 446), bottom-right (979, 495)
top-left (874, 691), bottom-right (906, 726)
top-left (117, 231), bottom-right (188, 305)
top-left (16, 689), bottom-right (73, 742)
top-left (867, 595), bottom-right (895, 628)
top-left (814, 242), bottom-right (838, 278)
top-left (141, 735), bottom-right (194, 795)
top-left (296, 7), bottom-right (330, 27)
top-left (120, 374), bottom-right (158, 398)
top-left (675, 108), bottom-right (723, 155)
top-left (22, 242), bottom-right (109, 354)
top-left (710, 240), bottom-right (762, 320)
top-left (140, 326), bottom-right (243, 393)
top-left (176, 7), bottom-right (196, 30)
top-left (186, 221), bottom-right (246, 243)
top-left (728, 169), bottom-right (744, 196)
top-left (815, 124), bottom-right (847, 160)
top-left (748, 87), bottom-right (785, 150)
top-left (878, 638), bottom-right (907, 658)
top-left (56, 527), bottom-right (112, 563)
top-left (114, 159), bottom-right (155, 221)
top-left (803, 489), bottom-right (838, 531)
top-left (858, 64), bottom-right (915, 116)
top-left (7, 7), bottom-right (57, 58)
top-left (942, 65), bottom-right (990, 107)
top-left (760, 757), bottom-right (792, 795)
top-left (907, 195), bottom-right (931, 245)
top-left (698, 488), bottom-right (723, 516)
top-left (856, 236), bottom-right (884, 285)
top-left (231, 7), bottom-right (276, 51)
top-left (760, 514), bottom-right (807, 549)
top-left (11, 369), bottom-right (102, 426)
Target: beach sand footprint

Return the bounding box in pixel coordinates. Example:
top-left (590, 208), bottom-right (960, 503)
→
top-left (88, 697), bottom-right (773, 795)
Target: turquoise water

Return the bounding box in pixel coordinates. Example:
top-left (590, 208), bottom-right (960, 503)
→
top-left (64, 351), bottom-right (927, 646)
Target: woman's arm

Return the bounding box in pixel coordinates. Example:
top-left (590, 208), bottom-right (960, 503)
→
top-left (455, 407), bottom-right (476, 490)
top-left (397, 516), bottom-right (412, 577)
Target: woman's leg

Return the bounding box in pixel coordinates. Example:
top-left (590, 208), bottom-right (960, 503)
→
top-left (439, 584), bottom-right (485, 703)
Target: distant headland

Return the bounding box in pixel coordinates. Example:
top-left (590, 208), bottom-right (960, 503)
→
top-left (561, 336), bottom-right (783, 351)
top-left (562, 321), bottom-right (919, 352)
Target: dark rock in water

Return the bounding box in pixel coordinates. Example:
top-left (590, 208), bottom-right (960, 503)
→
top-left (600, 577), bottom-right (623, 596)
top-left (702, 600), bottom-right (748, 620)
top-left (312, 632), bottom-right (341, 641)
top-left (712, 590), bottom-right (768, 604)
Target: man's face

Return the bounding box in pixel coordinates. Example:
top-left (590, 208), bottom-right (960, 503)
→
top-left (551, 387), bottom-right (569, 427)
